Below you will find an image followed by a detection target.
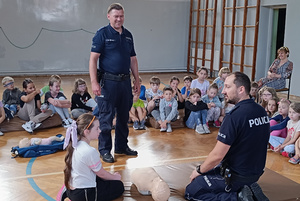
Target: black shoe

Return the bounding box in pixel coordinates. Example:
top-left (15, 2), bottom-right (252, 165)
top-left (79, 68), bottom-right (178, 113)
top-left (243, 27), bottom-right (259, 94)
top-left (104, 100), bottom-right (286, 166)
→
top-left (100, 153), bottom-right (115, 163)
top-left (238, 185), bottom-right (255, 201)
top-left (115, 147), bottom-right (138, 156)
top-left (250, 183), bottom-right (269, 201)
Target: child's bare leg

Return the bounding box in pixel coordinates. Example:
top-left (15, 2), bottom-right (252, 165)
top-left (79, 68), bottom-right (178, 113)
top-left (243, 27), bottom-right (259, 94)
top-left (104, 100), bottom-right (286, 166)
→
top-left (129, 107), bottom-right (139, 122)
top-left (136, 107), bottom-right (145, 121)
top-left (147, 101), bottom-right (155, 114)
top-left (294, 139), bottom-right (300, 159)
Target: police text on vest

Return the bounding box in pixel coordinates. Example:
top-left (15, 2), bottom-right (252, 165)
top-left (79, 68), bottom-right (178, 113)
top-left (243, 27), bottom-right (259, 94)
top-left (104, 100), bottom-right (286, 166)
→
top-left (249, 116), bottom-right (269, 128)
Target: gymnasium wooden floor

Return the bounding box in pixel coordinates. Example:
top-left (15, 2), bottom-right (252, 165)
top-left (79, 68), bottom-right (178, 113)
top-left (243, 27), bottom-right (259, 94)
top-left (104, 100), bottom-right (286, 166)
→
top-left (0, 73), bottom-right (299, 201)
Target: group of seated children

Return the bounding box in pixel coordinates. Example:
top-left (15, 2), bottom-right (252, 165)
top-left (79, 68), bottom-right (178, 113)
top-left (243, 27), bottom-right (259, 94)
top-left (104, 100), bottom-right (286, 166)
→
top-left (3, 68), bottom-right (300, 162)
top-left (135, 66), bottom-right (232, 134)
top-left (0, 75), bottom-right (98, 135)
top-left (255, 85), bottom-right (300, 165)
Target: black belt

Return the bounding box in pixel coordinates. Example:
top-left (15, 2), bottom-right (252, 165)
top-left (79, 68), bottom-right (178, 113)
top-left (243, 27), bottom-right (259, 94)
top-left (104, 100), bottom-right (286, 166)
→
top-left (101, 72), bottom-right (130, 81)
top-left (220, 163), bottom-right (262, 184)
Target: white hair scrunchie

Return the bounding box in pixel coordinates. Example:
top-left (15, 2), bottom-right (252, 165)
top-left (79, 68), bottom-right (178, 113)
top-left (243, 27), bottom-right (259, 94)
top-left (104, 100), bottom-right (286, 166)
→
top-left (63, 120), bottom-right (78, 150)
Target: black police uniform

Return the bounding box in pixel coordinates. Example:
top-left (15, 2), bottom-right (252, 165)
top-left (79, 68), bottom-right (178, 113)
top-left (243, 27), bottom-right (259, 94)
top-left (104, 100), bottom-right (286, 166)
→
top-left (185, 98), bottom-right (270, 201)
top-left (91, 24), bottom-right (136, 156)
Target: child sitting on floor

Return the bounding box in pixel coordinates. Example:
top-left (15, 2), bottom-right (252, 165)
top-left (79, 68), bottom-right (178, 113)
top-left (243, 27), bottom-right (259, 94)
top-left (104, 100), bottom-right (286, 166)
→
top-left (2, 76), bottom-right (21, 117)
top-left (269, 99), bottom-right (290, 138)
top-left (289, 137), bottom-right (300, 164)
top-left (201, 83), bottom-right (222, 128)
top-left (269, 102), bottom-right (300, 158)
top-left (0, 100), bottom-right (6, 136)
top-left (258, 86), bottom-right (279, 110)
top-left (191, 67), bottom-right (210, 97)
top-left (181, 75), bottom-right (192, 100)
top-left (218, 100), bottom-right (235, 124)
top-left (170, 76), bottom-right (185, 109)
top-left (146, 76), bottom-right (163, 116)
top-left (212, 66), bottom-right (230, 102)
top-left (158, 87), bottom-right (178, 133)
top-left (18, 78), bottom-right (53, 133)
top-left (184, 88), bottom-right (210, 134)
top-left (63, 113), bottom-right (124, 201)
top-left (129, 90), bottom-right (147, 130)
top-left (266, 97), bottom-right (279, 118)
top-left (133, 76), bottom-right (146, 102)
top-left (45, 75), bottom-right (72, 127)
top-left (40, 75), bottom-right (63, 97)
top-left (71, 78), bottom-right (97, 119)
top-left (250, 81), bottom-right (259, 101)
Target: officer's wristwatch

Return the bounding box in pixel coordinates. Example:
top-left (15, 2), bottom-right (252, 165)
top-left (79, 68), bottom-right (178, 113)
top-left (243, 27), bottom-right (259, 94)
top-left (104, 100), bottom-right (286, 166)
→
top-left (196, 165), bottom-right (204, 174)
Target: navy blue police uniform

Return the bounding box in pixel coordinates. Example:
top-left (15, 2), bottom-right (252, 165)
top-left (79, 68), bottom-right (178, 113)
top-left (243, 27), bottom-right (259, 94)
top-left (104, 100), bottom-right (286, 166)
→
top-left (91, 24), bottom-right (135, 156)
top-left (185, 98), bottom-right (270, 201)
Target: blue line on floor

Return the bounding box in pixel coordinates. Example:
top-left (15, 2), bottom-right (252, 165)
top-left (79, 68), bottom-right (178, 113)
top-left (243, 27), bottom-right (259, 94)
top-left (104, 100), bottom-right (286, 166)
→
top-left (26, 157), bottom-right (55, 201)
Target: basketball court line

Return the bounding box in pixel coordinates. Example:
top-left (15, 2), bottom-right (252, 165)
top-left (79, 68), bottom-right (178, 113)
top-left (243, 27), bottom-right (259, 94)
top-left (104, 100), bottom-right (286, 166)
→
top-left (3, 155), bottom-right (207, 182)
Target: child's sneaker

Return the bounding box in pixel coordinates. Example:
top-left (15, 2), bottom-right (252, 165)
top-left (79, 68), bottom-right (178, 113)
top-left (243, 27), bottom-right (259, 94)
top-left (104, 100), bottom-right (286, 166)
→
top-left (133, 121), bottom-right (140, 130)
top-left (63, 119), bottom-right (71, 128)
top-left (160, 127), bottom-right (167, 132)
top-left (67, 118), bottom-right (73, 124)
top-left (213, 120), bottom-right (221, 128)
top-left (22, 121), bottom-right (34, 133)
top-left (202, 124), bottom-right (211, 133)
top-left (139, 119), bottom-right (146, 130)
top-left (281, 151), bottom-right (289, 158)
top-left (31, 122), bottom-right (42, 132)
top-left (167, 123), bottom-right (172, 132)
top-left (0, 131), bottom-right (4, 136)
top-left (195, 124), bottom-right (205, 134)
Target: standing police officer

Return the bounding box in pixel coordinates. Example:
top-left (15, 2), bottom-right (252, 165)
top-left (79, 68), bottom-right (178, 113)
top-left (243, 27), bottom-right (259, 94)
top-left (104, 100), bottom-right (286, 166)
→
top-left (185, 72), bottom-right (270, 201)
top-left (89, 3), bottom-right (140, 163)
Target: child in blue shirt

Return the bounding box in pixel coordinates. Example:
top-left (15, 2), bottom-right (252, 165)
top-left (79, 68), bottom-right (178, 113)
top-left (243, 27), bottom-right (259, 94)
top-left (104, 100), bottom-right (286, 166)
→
top-left (181, 75), bottom-right (193, 100)
top-left (133, 76), bottom-right (146, 101)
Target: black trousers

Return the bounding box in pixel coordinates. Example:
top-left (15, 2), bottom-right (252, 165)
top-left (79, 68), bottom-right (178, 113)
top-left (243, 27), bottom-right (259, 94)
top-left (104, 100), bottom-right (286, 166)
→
top-left (67, 177), bottom-right (124, 201)
top-left (96, 79), bottom-right (133, 155)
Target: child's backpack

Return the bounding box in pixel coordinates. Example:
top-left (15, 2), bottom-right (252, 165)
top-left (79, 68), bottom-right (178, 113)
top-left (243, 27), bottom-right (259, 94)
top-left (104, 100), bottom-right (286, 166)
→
top-left (11, 134), bottom-right (64, 158)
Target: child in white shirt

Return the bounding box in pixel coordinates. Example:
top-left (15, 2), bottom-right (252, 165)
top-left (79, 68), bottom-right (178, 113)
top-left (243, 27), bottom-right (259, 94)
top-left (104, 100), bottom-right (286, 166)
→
top-left (269, 102), bottom-right (300, 158)
top-left (63, 114), bottom-right (124, 201)
top-left (191, 67), bottom-right (210, 97)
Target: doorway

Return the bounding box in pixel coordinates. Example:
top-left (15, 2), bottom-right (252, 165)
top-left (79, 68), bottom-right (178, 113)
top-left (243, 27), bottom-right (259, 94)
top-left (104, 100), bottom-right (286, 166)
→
top-left (270, 8), bottom-right (286, 63)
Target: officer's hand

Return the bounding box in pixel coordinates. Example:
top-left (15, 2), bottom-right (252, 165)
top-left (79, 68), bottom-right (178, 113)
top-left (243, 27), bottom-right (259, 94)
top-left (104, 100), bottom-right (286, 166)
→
top-left (92, 82), bottom-right (101, 96)
top-left (189, 169), bottom-right (200, 182)
top-left (133, 80), bottom-right (140, 94)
